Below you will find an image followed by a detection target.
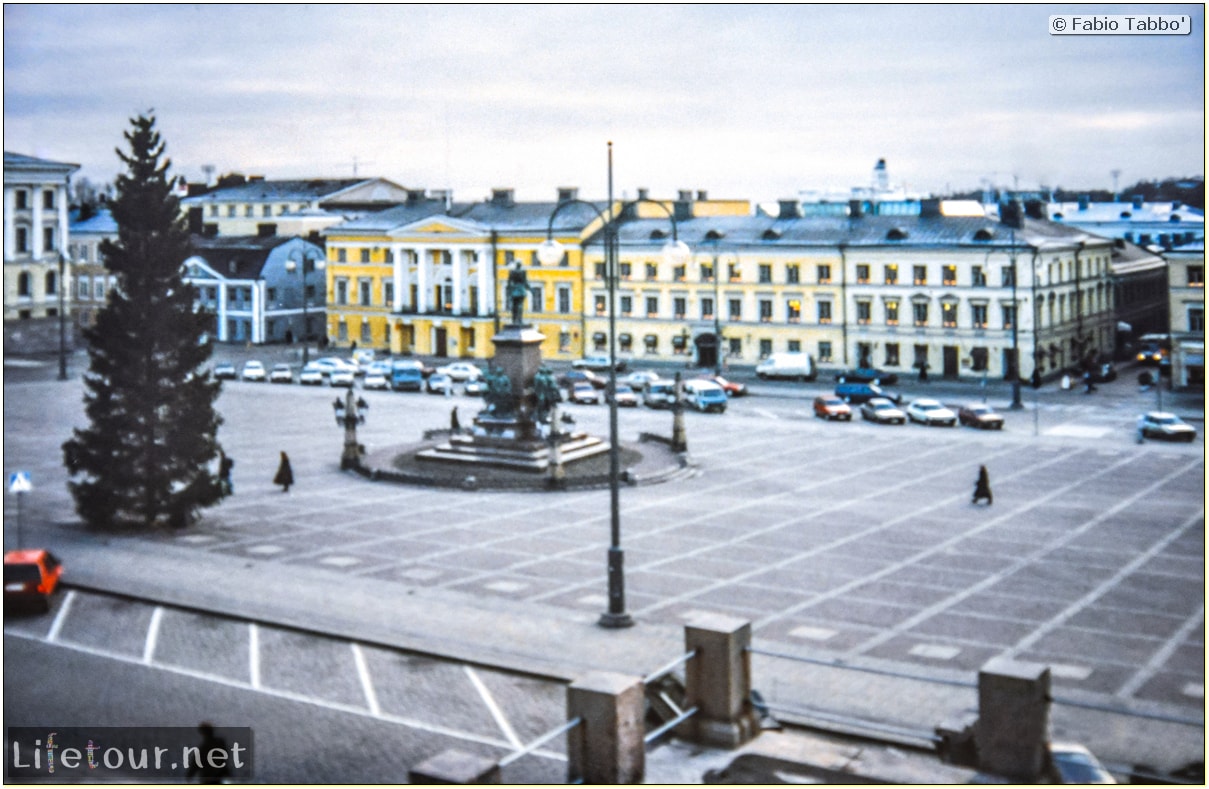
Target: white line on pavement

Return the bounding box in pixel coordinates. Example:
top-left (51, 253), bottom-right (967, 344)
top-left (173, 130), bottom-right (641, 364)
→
top-left (351, 643), bottom-right (381, 717)
top-left (143, 606), bottom-right (163, 664)
top-left (249, 623), bottom-right (261, 690)
top-left (465, 665), bottom-right (523, 749)
top-left (46, 589), bottom-right (75, 642)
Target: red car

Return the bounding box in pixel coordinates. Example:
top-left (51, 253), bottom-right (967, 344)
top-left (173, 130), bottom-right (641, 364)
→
top-left (696, 374), bottom-right (748, 397)
top-left (813, 395), bottom-right (852, 421)
top-left (4, 549), bottom-right (63, 612)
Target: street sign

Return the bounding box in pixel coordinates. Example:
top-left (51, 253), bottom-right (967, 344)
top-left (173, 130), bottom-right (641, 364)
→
top-left (8, 471), bottom-right (31, 493)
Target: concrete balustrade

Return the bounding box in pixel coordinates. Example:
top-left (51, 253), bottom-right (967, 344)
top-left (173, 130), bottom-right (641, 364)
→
top-left (683, 613), bottom-right (761, 747)
top-left (566, 670), bottom-right (646, 784)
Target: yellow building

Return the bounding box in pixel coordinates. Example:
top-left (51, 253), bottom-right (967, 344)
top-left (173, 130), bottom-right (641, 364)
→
top-left (323, 188), bottom-right (604, 361)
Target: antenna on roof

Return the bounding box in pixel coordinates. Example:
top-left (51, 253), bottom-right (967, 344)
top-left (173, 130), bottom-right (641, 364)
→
top-left (201, 164), bottom-right (215, 187)
top-left (351, 157), bottom-right (375, 177)
top-left (1111, 169), bottom-right (1122, 201)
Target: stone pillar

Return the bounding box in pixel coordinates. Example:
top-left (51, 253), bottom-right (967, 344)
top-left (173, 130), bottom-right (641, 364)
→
top-left (409, 749), bottom-right (500, 784)
top-left (341, 388), bottom-right (360, 470)
top-left (671, 372), bottom-right (687, 452)
top-left (975, 657), bottom-right (1051, 781)
top-left (566, 671), bottom-right (645, 785)
top-left (683, 614), bottom-right (759, 747)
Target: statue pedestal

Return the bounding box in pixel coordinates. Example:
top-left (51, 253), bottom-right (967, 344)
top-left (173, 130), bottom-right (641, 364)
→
top-left (415, 322), bottom-right (610, 473)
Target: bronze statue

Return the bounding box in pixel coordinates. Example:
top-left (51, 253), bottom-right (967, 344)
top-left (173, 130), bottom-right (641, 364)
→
top-left (506, 262), bottom-right (531, 325)
top-left (533, 366), bottom-right (560, 423)
top-left (483, 367), bottom-right (516, 417)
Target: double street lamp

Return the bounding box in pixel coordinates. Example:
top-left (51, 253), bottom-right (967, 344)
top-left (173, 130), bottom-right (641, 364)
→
top-left (537, 142), bottom-right (691, 629)
top-left (285, 246), bottom-right (326, 366)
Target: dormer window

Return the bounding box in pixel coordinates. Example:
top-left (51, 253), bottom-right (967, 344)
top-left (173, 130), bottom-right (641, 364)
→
top-left (972, 228), bottom-right (994, 242)
top-left (886, 227), bottom-right (908, 241)
top-left (649, 229), bottom-right (667, 240)
top-left (762, 229), bottom-right (782, 241)
top-left (705, 229), bottom-right (725, 241)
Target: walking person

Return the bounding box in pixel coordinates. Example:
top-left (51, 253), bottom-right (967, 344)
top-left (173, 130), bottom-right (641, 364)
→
top-left (218, 450), bottom-right (234, 496)
top-left (972, 465), bottom-right (993, 505)
top-left (274, 451), bottom-right (294, 493)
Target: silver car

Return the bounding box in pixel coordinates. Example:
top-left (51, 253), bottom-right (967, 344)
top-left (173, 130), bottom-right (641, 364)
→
top-left (1138, 412), bottom-right (1197, 442)
top-left (860, 397), bottom-right (906, 425)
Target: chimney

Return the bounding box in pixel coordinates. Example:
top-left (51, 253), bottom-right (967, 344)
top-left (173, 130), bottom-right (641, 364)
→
top-left (777, 199), bottom-right (802, 219)
top-left (1131, 194), bottom-right (1144, 210)
top-left (677, 189), bottom-right (693, 202)
top-left (848, 199), bottom-right (864, 219)
top-left (1077, 194), bottom-right (1089, 211)
top-left (406, 189), bottom-right (426, 205)
top-left (696, 190), bottom-right (708, 201)
top-left (1024, 200), bottom-right (1046, 220)
top-left (491, 188), bottom-right (515, 206)
top-left (920, 198), bottom-right (942, 218)
top-left (674, 195), bottom-right (693, 222)
top-left (1000, 200), bottom-right (1024, 229)
top-left (637, 188), bottom-right (649, 201)
top-left (557, 187), bottom-right (578, 203)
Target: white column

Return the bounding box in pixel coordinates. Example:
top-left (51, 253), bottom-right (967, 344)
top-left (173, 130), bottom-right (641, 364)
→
top-left (252, 281), bottom-right (263, 343)
top-left (218, 280), bottom-right (229, 341)
top-left (451, 247), bottom-right (464, 314)
top-left (392, 244), bottom-right (404, 311)
top-left (476, 246), bottom-right (490, 316)
top-left (4, 188), bottom-right (15, 260)
top-left (58, 184), bottom-right (70, 256)
top-left (31, 188), bottom-right (43, 259)
top-left (416, 248), bottom-right (429, 312)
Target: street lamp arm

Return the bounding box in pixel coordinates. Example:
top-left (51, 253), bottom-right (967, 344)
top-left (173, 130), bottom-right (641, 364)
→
top-left (541, 196), bottom-right (685, 245)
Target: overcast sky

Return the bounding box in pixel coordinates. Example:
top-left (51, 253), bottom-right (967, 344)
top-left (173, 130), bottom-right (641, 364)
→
top-left (4, 4), bottom-right (1204, 202)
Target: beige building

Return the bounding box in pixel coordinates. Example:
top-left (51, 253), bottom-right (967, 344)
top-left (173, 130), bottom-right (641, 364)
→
top-left (4, 152), bottom-right (79, 323)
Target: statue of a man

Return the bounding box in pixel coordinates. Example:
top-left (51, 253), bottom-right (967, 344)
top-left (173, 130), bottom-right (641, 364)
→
top-left (507, 262), bottom-right (530, 325)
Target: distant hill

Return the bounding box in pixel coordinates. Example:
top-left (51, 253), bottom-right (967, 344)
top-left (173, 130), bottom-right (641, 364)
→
top-left (945, 177), bottom-right (1204, 210)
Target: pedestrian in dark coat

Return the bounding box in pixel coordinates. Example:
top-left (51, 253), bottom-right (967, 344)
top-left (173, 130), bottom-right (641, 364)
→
top-left (218, 451), bottom-right (235, 496)
top-left (972, 465), bottom-right (993, 505)
top-left (450, 406), bottom-right (461, 433)
top-left (274, 451), bottom-right (294, 493)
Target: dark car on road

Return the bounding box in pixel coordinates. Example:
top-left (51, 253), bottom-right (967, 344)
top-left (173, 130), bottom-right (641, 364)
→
top-left (558, 369), bottom-right (607, 390)
top-left (835, 367), bottom-right (898, 385)
top-left (958, 403), bottom-right (1005, 430)
top-left (213, 361), bottom-right (237, 380)
top-left (835, 381), bottom-right (902, 405)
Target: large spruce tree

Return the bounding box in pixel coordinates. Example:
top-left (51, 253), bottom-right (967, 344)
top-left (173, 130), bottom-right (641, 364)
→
top-left (63, 114), bottom-right (224, 529)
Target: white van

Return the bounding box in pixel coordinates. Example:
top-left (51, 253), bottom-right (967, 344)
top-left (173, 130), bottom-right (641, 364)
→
top-left (642, 379), bottom-right (677, 409)
top-left (755, 352), bottom-right (816, 381)
top-left (682, 380), bottom-right (728, 413)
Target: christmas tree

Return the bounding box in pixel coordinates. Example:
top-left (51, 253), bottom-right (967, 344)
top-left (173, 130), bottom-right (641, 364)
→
top-left (63, 114), bottom-right (224, 529)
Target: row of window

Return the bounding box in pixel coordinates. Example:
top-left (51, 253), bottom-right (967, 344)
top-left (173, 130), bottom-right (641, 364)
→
top-left (207, 203), bottom-right (309, 218)
top-left (11, 188), bottom-right (58, 211)
top-left (10, 226), bottom-right (59, 254)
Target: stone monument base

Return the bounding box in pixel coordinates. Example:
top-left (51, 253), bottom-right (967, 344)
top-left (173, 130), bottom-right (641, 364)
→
top-left (416, 431), bottom-right (610, 473)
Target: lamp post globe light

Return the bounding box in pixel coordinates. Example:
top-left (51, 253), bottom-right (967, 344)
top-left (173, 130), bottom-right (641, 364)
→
top-left (286, 247), bottom-right (326, 366)
top-left (538, 142), bottom-right (691, 629)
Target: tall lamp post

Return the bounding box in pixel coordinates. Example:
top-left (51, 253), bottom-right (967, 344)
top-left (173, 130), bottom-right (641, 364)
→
top-left (988, 230), bottom-right (1025, 410)
top-left (706, 236), bottom-right (725, 375)
top-left (57, 252), bottom-right (68, 381)
top-left (286, 247), bottom-right (326, 366)
top-left (537, 142), bottom-right (691, 629)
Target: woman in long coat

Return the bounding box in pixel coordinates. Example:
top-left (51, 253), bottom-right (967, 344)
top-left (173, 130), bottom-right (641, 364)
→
top-left (274, 451), bottom-right (294, 493)
top-left (972, 465), bottom-right (993, 505)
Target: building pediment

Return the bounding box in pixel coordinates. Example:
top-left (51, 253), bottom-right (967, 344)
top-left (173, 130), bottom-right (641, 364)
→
top-left (323, 178), bottom-right (411, 205)
top-left (390, 215), bottom-right (485, 238)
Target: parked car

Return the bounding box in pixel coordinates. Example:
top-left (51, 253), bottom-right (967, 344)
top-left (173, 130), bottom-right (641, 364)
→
top-left (390, 360), bottom-right (426, 391)
top-left (213, 361), bottom-right (237, 380)
top-left (623, 370), bottom-right (662, 389)
top-left (329, 368), bottom-right (355, 388)
top-left (299, 362), bottom-right (325, 385)
top-left (643, 380), bottom-right (678, 409)
top-left (269, 363), bottom-right (293, 384)
top-left (683, 380), bottom-right (728, 413)
top-left (1047, 743), bottom-right (1116, 784)
top-left (958, 403), bottom-right (1004, 430)
top-left (240, 360), bottom-right (267, 382)
top-left (755, 352), bottom-right (816, 380)
top-left (426, 373), bottom-right (453, 394)
top-left (4, 549), bottom-right (63, 612)
top-left (568, 383), bottom-right (602, 404)
top-left (1138, 412), bottom-right (1197, 442)
top-left (352, 349), bottom-right (376, 369)
top-left (906, 398), bottom-right (958, 427)
top-left (362, 371), bottom-right (389, 390)
top-left (436, 362), bottom-right (483, 382)
top-left (611, 384), bottom-right (639, 407)
top-left (697, 374), bottom-right (748, 397)
top-left (860, 397), bottom-right (906, 425)
top-left (813, 395), bottom-right (852, 421)
top-left (835, 367), bottom-right (899, 385)
top-left (573, 354), bottom-right (627, 372)
top-left (835, 381), bottom-right (902, 405)
top-left (312, 357), bottom-right (359, 378)
top-left (464, 379), bottom-right (488, 396)
top-left (559, 369), bottom-right (607, 390)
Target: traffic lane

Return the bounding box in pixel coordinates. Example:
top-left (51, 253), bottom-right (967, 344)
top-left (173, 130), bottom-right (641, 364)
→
top-left (2, 635), bottom-right (455, 783)
top-left (5, 589), bottom-right (569, 780)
